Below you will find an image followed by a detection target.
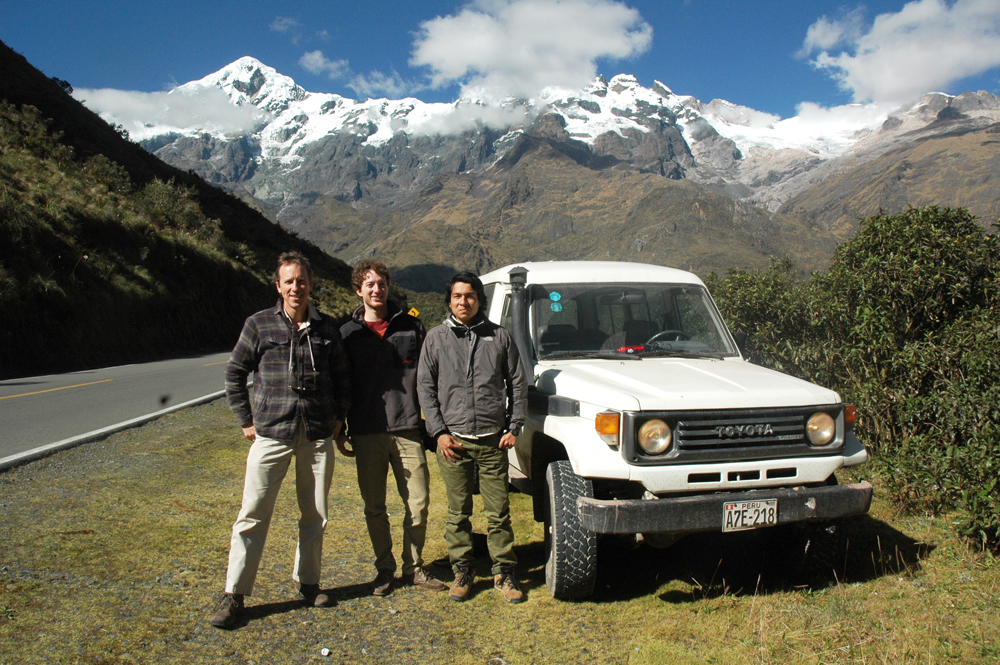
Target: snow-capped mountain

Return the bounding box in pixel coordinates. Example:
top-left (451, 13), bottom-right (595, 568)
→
top-left (96, 56), bottom-right (999, 218)
top-left (77, 57), bottom-right (1000, 285)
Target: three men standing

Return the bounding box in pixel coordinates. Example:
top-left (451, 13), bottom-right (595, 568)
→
top-left (417, 273), bottom-right (529, 603)
top-left (212, 252), bottom-right (351, 629)
top-left (338, 260), bottom-right (447, 595)
top-left (212, 257), bottom-right (528, 628)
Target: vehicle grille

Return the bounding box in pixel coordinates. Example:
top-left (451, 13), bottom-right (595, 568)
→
top-left (676, 413), bottom-right (804, 451)
top-left (621, 406), bottom-right (843, 466)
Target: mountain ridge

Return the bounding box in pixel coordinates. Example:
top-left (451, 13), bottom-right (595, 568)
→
top-left (83, 56), bottom-right (1000, 288)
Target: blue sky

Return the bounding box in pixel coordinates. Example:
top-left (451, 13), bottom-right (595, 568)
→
top-left (3, 0), bottom-right (1000, 120)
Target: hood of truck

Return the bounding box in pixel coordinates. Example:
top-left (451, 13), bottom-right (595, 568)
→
top-left (535, 357), bottom-right (840, 412)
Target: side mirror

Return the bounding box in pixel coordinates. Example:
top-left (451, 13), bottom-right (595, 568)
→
top-left (732, 331), bottom-right (748, 358)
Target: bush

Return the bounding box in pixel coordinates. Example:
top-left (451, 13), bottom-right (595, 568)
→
top-left (710, 207), bottom-right (1000, 551)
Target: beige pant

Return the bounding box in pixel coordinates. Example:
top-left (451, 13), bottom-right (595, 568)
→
top-left (225, 424), bottom-right (334, 596)
top-left (352, 430), bottom-right (430, 576)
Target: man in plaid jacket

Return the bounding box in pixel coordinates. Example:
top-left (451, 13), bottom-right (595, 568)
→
top-left (210, 251), bottom-right (350, 629)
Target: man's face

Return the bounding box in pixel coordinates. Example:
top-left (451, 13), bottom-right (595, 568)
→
top-left (357, 270), bottom-right (389, 312)
top-left (276, 262), bottom-right (312, 313)
top-left (449, 281), bottom-right (480, 324)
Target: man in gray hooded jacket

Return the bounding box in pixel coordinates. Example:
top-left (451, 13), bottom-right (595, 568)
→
top-left (416, 272), bottom-right (528, 603)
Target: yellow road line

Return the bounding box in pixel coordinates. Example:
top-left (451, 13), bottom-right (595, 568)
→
top-left (203, 361), bottom-right (227, 366)
top-left (0, 378), bottom-right (113, 400)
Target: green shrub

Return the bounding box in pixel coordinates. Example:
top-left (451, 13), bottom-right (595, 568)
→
top-left (710, 206), bottom-right (1000, 551)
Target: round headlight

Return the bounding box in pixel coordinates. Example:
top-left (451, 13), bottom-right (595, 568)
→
top-left (806, 412), bottom-right (836, 445)
top-left (638, 419), bottom-right (672, 455)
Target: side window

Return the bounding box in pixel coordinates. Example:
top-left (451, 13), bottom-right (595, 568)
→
top-left (596, 303), bottom-right (626, 335)
top-left (499, 293), bottom-right (512, 329)
top-left (485, 284), bottom-right (504, 324)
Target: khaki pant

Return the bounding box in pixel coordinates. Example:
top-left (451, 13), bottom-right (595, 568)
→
top-left (225, 424), bottom-right (334, 596)
top-left (353, 429), bottom-right (430, 576)
top-left (436, 433), bottom-right (517, 575)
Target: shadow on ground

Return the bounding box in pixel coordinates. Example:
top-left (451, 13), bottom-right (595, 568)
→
top-left (492, 514), bottom-right (934, 604)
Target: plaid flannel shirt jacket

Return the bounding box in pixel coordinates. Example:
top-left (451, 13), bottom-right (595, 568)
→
top-left (225, 299), bottom-right (351, 441)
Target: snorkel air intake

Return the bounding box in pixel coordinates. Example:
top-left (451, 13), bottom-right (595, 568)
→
top-left (508, 266), bottom-right (533, 381)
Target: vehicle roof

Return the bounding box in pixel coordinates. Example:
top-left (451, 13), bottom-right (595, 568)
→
top-left (479, 261), bottom-right (706, 287)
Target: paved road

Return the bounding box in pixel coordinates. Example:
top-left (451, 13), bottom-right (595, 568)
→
top-left (0, 351), bottom-right (231, 465)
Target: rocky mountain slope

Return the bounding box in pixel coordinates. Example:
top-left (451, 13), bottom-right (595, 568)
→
top-left (0, 41), bottom-right (356, 378)
top-left (95, 57), bottom-right (1000, 288)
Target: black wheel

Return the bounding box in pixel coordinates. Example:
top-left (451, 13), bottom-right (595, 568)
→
top-left (799, 520), bottom-right (846, 580)
top-left (544, 460), bottom-right (598, 599)
top-left (769, 519), bottom-right (846, 584)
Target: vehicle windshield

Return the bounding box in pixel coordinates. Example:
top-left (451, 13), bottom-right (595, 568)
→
top-left (527, 283), bottom-right (738, 359)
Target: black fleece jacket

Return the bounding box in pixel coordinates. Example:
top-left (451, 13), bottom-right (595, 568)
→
top-left (339, 301), bottom-right (425, 436)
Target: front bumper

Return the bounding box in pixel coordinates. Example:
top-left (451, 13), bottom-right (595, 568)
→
top-left (578, 481), bottom-right (872, 534)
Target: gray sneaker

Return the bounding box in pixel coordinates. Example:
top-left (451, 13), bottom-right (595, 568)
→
top-left (405, 568), bottom-right (447, 591)
top-left (372, 569), bottom-right (394, 596)
top-left (209, 592), bottom-right (244, 629)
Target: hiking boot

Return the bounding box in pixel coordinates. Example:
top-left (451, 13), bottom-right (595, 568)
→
top-left (494, 570), bottom-right (525, 604)
top-left (404, 568), bottom-right (447, 591)
top-left (371, 569), bottom-right (394, 597)
top-left (450, 565), bottom-right (473, 602)
top-left (209, 592), bottom-right (244, 629)
top-left (294, 581), bottom-right (334, 607)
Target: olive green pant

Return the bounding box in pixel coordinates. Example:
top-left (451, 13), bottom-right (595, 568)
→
top-left (436, 433), bottom-right (517, 575)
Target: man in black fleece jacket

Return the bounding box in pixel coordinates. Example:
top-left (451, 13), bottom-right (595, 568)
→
top-left (338, 260), bottom-right (446, 596)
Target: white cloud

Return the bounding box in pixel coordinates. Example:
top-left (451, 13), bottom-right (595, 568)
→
top-left (299, 50), bottom-right (350, 80)
top-left (803, 0), bottom-right (1000, 104)
top-left (270, 16), bottom-right (301, 33)
top-left (798, 8), bottom-right (866, 56)
top-left (409, 0), bottom-right (652, 100)
top-left (408, 102), bottom-right (533, 136)
top-left (347, 70), bottom-right (413, 99)
top-left (74, 86), bottom-right (269, 140)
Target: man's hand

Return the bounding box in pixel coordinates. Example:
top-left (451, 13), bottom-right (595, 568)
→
top-left (499, 432), bottom-right (517, 450)
top-left (333, 419), bottom-right (344, 440)
top-left (437, 433), bottom-right (464, 461)
top-left (336, 433), bottom-right (355, 458)
top-left (241, 424), bottom-right (256, 442)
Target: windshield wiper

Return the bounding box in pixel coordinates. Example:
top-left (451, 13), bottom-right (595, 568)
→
top-left (639, 348), bottom-right (727, 359)
top-left (540, 350), bottom-right (643, 361)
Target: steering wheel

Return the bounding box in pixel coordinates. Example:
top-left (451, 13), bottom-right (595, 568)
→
top-left (645, 330), bottom-right (690, 344)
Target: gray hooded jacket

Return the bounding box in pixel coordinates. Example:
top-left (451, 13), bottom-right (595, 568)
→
top-left (417, 314), bottom-right (528, 440)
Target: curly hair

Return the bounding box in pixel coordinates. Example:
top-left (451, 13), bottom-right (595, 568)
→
top-left (351, 259), bottom-right (391, 292)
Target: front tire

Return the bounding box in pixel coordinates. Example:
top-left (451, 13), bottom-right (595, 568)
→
top-left (544, 460), bottom-right (598, 599)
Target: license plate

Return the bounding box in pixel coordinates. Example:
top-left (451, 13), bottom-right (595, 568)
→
top-left (722, 499), bottom-right (777, 532)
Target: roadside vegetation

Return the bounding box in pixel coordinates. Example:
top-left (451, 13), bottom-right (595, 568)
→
top-left (1, 399), bottom-right (998, 664)
top-left (0, 101), bottom-right (357, 379)
top-left (707, 206), bottom-right (1000, 552)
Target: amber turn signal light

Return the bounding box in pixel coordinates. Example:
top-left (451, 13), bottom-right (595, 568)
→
top-left (595, 412), bottom-right (620, 447)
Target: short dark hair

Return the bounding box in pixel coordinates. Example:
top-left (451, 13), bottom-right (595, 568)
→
top-left (351, 259), bottom-right (391, 292)
top-left (446, 272), bottom-right (488, 310)
top-left (274, 251), bottom-right (312, 284)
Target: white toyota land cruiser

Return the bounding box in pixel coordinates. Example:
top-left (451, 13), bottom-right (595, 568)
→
top-left (479, 261), bottom-right (872, 599)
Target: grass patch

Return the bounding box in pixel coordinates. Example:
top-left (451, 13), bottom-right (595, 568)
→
top-left (1, 401), bottom-right (998, 664)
